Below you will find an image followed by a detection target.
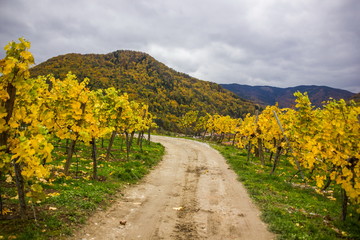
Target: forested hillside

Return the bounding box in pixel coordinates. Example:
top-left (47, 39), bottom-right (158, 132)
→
top-left (221, 83), bottom-right (355, 108)
top-left (30, 51), bottom-right (255, 130)
top-left (350, 92), bottom-right (360, 103)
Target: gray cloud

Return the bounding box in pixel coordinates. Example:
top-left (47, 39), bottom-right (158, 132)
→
top-left (1, 0), bottom-right (359, 92)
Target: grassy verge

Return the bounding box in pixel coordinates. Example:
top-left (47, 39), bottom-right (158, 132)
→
top-left (212, 144), bottom-right (360, 240)
top-left (0, 137), bottom-right (164, 240)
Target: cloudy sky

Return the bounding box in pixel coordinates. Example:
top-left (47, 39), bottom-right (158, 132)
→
top-left (1, 0), bottom-right (359, 92)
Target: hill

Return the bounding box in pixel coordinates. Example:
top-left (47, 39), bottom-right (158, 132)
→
top-left (220, 83), bottom-right (355, 108)
top-left (30, 50), bottom-right (255, 130)
top-left (349, 92), bottom-right (360, 103)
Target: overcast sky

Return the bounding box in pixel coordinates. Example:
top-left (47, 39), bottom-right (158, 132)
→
top-left (1, 0), bottom-right (359, 92)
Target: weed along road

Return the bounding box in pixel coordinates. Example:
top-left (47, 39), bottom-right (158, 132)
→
top-left (71, 136), bottom-right (275, 240)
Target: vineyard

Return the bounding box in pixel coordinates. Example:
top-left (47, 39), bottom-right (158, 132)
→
top-left (179, 92), bottom-right (360, 221)
top-left (0, 38), bottom-right (164, 238)
top-left (1, 38), bottom-right (359, 239)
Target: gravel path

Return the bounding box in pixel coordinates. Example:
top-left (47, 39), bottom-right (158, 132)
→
top-left (70, 136), bottom-right (275, 240)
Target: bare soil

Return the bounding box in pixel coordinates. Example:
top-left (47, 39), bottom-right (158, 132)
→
top-left (70, 136), bottom-right (275, 240)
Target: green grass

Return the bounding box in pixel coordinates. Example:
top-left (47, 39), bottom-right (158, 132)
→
top-left (212, 144), bottom-right (360, 240)
top-left (0, 136), bottom-right (164, 240)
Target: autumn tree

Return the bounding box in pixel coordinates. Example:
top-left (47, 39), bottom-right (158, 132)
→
top-left (0, 38), bottom-right (53, 218)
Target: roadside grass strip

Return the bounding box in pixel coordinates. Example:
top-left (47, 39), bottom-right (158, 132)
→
top-left (213, 144), bottom-right (360, 240)
top-left (0, 137), bottom-right (164, 240)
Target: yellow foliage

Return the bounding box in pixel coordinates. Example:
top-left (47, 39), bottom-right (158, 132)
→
top-left (228, 92), bottom-right (360, 208)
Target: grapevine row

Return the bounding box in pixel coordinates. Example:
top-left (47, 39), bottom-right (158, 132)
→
top-left (180, 92), bottom-right (359, 219)
top-left (0, 39), bottom-right (155, 218)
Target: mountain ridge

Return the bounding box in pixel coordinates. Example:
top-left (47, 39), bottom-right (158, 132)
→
top-left (221, 83), bottom-right (355, 108)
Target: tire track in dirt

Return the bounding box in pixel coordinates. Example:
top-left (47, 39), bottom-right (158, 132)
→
top-left (173, 148), bottom-right (202, 240)
top-left (69, 136), bottom-right (275, 240)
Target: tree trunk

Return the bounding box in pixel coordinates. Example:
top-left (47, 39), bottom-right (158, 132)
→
top-left (120, 134), bottom-right (124, 151)
top-left (91, 138), bottom-right (98, 180)
top-left (137, 132), bottom-right (141, 145)
top-left (147, 127), bottom-right (151, 144)
top-left (270, 146), bottom-right (282, 175)
top-left (247, 142), bottom-right (252, 162)
top-left (0, 83), bottom-right (17, 147)
top-left (321, 176), bottom-right (332, 191)
top-left (273, 111), bottom-right (305, 179)
top-left (125, 132), bottom-right (130, 161)
top-left (139, 131), bottom-right (144, 151)
top-left (269, 138), bottom-right (276, 163)
top-left (106, 131), bottom-right (116, 161)
top-left (64, 138), bottom-right (69, 154)
top-left (202, 128), bottom-right (208, 140)
top-left (0, 83), bottom-right (16, 146)
top-left (257, 138), bottom-right (265, 165)
top-left (218, 132), bottom-right (225, 143)
top-left (14, 160), bottom-right (27, 219)
top-left (125, 131), bottom-right (135, 161)
top-left (1, 79), bottom-right (27, 218)
top-left (232, 133), bottom-right (237, 146)
top-left (268, 152), bottom-right (274, 164)
top-left (64, 139), bottom-right (76, 175)
top-left (341, 189), bottom-right (348, 221)
top-left (130, 131), bottom-right (135, 149)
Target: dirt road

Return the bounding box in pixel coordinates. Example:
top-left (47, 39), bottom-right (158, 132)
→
top-left (70, 136), bottom-right (275, 240)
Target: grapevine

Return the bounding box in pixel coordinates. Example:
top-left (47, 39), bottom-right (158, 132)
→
top-left (0, 39), bottom-right (155, 218)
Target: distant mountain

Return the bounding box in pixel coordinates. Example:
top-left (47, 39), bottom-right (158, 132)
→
top-left (220, 84), bottom-right (355, 108)
top-left (30, 50), bottom-right (255, 130)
